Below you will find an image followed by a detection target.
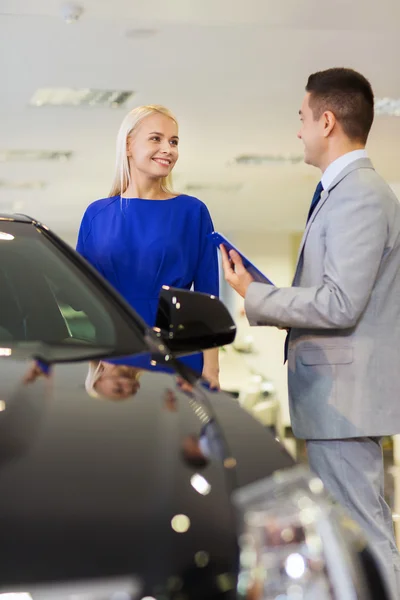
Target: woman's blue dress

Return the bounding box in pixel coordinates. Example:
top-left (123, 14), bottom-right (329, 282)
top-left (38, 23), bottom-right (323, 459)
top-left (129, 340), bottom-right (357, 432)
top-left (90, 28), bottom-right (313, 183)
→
top-left (76, 194), bottom-right (219, 373)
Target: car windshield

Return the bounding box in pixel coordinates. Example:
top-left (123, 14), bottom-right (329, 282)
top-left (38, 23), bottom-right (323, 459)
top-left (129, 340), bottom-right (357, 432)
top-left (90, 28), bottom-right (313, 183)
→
top-left (0, 219), bottom-right (150, 362)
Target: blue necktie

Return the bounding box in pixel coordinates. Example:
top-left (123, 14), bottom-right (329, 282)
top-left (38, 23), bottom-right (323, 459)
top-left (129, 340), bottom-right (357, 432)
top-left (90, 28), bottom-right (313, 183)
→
top-left (283, 181), bottom-right (324, 362)
top-left (307, 181), bottom-right (324, 223)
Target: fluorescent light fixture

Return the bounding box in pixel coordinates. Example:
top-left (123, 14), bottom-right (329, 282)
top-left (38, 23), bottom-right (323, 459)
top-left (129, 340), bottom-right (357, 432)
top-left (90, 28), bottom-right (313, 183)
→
top-left (185, 183), bottom-right (243, 192)
top-left (126, 28), bottom-right (158, 39)
top-left (0, 349), bottom-right (12, 356)
top-left (234, 154), bottom-right (303, 165)
top-left (0, 150), bottom-right (72, 162)
top-left (0, 180), bottom-right (46, 190)
top-left (0, 594), bottom-right (32, 600)
top-left (30, 88), bottom-right (135, 108)
top-left (0, 232), bottom-right (14, 241)
top-left (375, 98), bottom-right (400, 117)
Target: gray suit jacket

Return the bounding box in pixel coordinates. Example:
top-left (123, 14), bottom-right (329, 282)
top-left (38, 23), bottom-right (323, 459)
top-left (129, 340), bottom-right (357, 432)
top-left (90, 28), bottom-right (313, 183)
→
top-left (245, 158), bottom-right (400, 439)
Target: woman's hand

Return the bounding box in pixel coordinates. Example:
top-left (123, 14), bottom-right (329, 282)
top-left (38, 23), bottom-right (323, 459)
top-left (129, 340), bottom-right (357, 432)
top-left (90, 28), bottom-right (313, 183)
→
top-left (23, 361), bottom-right (50, 384)
top-left (202, 343), bottom-right (220, 390)
top-left (202, 366), bottom-right (220, 390)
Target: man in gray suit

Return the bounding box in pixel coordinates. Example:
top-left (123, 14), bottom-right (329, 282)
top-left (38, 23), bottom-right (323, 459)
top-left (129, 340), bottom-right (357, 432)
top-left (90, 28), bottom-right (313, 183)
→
top-left (221, 67), bottom-right (400, 593)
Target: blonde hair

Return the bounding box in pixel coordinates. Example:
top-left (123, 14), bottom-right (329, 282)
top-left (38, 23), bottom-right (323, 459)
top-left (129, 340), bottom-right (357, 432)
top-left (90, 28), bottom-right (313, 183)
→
top-left (109, 104), bottom-right (178, 198)
top-left (85, 360), bottom-right (142, 401)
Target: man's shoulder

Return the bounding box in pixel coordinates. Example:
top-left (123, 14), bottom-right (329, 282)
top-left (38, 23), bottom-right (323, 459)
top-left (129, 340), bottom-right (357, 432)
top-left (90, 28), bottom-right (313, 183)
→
top-left (335, 164), bottom-right (397, 202)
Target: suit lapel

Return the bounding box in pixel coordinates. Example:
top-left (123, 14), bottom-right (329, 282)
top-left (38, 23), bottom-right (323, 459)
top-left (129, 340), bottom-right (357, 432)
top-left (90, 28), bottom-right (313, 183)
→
top-left (295, 189), bottom-right (329, 264)
top-left (292, 158), bottom-right (374, 285)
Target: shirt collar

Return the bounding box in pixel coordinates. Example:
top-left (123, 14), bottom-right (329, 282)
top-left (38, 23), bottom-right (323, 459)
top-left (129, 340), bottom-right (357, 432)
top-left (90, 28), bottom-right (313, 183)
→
top-left (321, 149), bottom-right (368, 190)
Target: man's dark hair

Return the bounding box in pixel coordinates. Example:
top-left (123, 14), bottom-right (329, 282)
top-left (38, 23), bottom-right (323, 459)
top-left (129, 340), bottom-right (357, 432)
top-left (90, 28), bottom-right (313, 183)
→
top-left (306, 68), bottom-right (374, 144)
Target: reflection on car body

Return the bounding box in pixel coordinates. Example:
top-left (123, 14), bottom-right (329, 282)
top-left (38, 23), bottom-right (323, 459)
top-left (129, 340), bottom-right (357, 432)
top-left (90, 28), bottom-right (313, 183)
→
top-left (0, 215), bottom-right (393, 599)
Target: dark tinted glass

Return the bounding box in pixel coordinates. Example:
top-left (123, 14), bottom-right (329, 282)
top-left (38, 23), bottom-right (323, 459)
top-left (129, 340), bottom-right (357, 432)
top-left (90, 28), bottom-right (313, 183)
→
top-left (0, 221), bottom-right (148, 360)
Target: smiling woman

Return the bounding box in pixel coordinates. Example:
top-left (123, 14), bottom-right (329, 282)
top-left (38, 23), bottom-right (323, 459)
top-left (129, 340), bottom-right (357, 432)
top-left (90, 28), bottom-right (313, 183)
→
top-left (76, 105), bottom-right (220, 386)
top-left (109, 104), bottom-right (179, 199)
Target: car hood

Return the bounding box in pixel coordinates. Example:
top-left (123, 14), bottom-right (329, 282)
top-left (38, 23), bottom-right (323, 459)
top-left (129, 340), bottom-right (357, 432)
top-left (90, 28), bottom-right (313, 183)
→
top-left (0, 355), bottom-right (294, 598)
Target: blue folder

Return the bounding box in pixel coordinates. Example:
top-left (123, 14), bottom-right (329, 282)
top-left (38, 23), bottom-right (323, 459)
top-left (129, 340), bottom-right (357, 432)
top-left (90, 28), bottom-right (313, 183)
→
top-left (208, 232), bottom-right (274, 286)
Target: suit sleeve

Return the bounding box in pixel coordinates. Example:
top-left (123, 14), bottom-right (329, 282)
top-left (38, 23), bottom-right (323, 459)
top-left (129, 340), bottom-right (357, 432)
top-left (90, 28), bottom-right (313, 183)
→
top-left (245, 185), bottom-right (387, 329)
top-left (193, 204), bottom-right (220, 297)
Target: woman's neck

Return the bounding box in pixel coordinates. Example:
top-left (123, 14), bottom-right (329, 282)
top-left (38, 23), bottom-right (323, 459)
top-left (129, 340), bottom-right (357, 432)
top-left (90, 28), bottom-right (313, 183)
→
top-left (122, 176), bottom-right (170, 200)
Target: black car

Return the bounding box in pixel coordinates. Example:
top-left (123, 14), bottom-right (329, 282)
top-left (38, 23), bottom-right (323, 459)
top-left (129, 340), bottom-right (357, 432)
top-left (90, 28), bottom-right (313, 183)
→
top-left (0, 215), bottom-right (392, 600)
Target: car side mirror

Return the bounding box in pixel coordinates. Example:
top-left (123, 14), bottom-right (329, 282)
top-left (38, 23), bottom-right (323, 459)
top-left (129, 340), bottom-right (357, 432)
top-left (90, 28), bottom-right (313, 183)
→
top-left (154, 286), bottom-right (236, 354)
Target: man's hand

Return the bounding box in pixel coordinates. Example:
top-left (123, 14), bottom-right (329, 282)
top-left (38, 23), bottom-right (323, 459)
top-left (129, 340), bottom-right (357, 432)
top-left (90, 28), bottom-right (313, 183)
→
top-left (220, 244), bottom-right (254, 298)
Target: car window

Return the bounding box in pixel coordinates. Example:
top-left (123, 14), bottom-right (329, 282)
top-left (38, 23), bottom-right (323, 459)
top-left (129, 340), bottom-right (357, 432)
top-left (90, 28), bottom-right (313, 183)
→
top-left (48, 290), bottom-right (96, 342)
top-left (0, 221), bottom-right (149, 360)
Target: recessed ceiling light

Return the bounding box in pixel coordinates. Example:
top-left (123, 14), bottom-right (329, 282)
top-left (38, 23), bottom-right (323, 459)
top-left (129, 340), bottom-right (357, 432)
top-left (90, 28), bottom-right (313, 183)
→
top-left (234, 154), bottom-right (303, 165)
top-left (0, 150), bottom-right (72, 162)
top-left (61, 2), bottom-right (84, 24)
top-left (375, 98), bottom-right (400, 117)
top-left (29, 88), bottom-right (135, 108)
top-left (0, 180), bottom-right (46, 190)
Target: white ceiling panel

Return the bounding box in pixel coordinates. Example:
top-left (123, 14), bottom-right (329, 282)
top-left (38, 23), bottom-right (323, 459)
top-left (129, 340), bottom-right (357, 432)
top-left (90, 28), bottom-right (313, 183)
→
top-left (1, 0), bottom-right (400, 237)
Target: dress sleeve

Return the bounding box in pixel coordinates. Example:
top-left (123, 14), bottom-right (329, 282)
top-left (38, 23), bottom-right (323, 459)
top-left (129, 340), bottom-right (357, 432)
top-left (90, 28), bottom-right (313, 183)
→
top-left (193, 204), bottom-right (220, 297)
top-left (76, 210), bottom-right (91, 261)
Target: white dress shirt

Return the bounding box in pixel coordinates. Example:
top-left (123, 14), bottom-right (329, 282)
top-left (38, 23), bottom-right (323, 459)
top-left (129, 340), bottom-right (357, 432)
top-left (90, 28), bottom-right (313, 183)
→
top-left (321, 149), bottom-right (368, 190)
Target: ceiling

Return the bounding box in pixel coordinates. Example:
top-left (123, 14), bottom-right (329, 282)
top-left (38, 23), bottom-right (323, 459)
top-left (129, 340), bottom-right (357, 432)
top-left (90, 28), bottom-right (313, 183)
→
top-left (1, 0), bottom-right (400, 240)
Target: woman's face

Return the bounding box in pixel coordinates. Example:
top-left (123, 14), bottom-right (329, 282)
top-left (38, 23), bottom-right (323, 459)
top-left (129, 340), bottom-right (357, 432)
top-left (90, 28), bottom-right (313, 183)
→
top-left (95, 363), bottom-right (141, 400)
top-left (127, 113), bottom-right (179, 182)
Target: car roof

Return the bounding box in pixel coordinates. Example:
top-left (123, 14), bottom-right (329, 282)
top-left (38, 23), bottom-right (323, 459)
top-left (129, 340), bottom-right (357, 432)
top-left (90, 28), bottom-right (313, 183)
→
top-left (0, 213), bottom-right (36, 224)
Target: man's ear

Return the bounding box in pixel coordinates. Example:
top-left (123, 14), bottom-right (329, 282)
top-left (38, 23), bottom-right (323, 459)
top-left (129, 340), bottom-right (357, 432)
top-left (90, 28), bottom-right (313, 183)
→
top-left (322, 110), bottom-right (336, 138)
